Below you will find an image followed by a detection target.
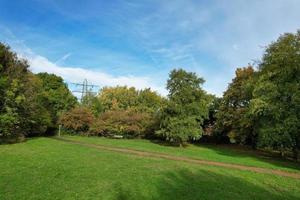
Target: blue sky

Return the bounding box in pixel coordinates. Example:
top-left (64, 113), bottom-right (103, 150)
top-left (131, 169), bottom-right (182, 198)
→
top-left (1, 0), bottom-right (300, 96)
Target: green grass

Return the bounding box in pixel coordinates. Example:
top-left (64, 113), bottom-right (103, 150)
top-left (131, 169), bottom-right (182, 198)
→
top-left (0, 137), bottom-right (300, 200)
top-left (62, 135), bottom-right (300, 173)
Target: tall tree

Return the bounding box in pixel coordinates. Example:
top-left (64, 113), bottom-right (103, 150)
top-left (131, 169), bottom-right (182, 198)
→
top-left (250, 31), bottom-right (300, 158)
top-left (156, 69), bottom-right (209, 146)
top-left (0, 43), bottom-right (51, 141)
top-left (36, 72), bottom-right (77, 133)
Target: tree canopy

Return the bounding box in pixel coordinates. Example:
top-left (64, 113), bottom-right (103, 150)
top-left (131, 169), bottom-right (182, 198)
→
top-left (1, 30), bottom-right (300, 160)
top-left (250, 32), bottom-right (300, 158)
top-left (0, 43), bottom-right (76, 142)
top-left (156, 69), bottom-right (209, 146)
top-left (215, 66), bottom-right (256, 145)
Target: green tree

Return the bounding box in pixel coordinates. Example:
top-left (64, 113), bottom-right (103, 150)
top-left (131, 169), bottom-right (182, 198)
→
top-left (0, 43), bottom-right (52, 141)
top-left (136, 88), bottom-right (165, 113)
top-left (250, 31), bottom-right (300, 159)
top-left (36, 72), bottom-right (77, 133)
top-left (203, 95), bottom-right (221, 137)
top-left (156, 69), bottom-right (209, 146)
top-left (82, 92), bottom-right (104, 117)
top-left (214, 66), bottom-right (256, 145)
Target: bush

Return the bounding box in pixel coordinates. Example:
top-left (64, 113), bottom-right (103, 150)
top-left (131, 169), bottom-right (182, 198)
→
top-left (89, 109), bottom-right (157, 138)
top-left (59, 107), bottom-right (94, 134)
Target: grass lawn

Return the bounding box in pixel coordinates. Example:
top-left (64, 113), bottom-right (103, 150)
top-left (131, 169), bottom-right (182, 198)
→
top-left (62, 135), bottom-right (300, 173)
top-left (0, 137), bottom-right (300, 200)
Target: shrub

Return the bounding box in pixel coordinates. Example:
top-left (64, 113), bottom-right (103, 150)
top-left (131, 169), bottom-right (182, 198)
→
top-left (89, 109), bottom-right (157, 138)
top-left (59, 107), bottom-right (94, 133)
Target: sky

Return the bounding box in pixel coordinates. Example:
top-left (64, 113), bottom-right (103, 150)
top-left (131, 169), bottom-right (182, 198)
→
top-left (0, 0), bottom-right (300, 96)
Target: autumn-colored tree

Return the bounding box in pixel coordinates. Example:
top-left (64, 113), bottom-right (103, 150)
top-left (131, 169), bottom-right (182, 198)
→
top-left (59, 106), bottom-right (94, 133)
top-left (98, 86), bottom-right (139, 111)
top-left (90, 109), bottom-right (156, 138)
top-left (97, 86), bottom-right (164, 113)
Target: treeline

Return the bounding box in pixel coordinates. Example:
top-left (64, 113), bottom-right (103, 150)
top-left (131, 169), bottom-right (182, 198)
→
top-left (0, 31), bottom-right (299, 159)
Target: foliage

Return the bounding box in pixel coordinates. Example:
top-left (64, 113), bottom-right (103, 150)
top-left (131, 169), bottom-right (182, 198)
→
top-left (157, 69), bottom-right (209, 146)
top-left (84, 86), bottom-right (164, 139)
top-left (0, 43), bottom-right (51, 141)
top-left (214, 66), bottom-right (256, 145)
top-left (81, 92), bottom-right (104, 117)
top-left (0, 43), bottom-right (77, 142)
top-left (59, 106), bottom-right (94, 133)
top-left (202, 95), bottom-right (221, 140)
top-left (89, 109), bottom-right (157, 138)
top-left (98, 86), bottom-right (138, 111)
top-left (36, 73), bottom-right (77, 133)
top-left (250, 31), bottom-right (300, 158)
top-left (97, 86), bottom-right (164, 113)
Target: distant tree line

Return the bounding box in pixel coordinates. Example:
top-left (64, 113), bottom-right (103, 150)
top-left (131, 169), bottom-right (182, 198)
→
top-left (0, 31), bottom-right (299, 159)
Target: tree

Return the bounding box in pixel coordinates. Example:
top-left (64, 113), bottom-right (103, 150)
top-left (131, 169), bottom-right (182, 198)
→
top-left (97, 86), bottom-right (164, 113)
top-left (81, 92), bottom-right (104, 117)
top-left (136, 88), bottom-right (165, 113)
top-left (98, 86), bottom-right (139, 111)
top-left (156, 69), bottom-right (209, 146)
top-left (203, 95), bottom-right (221, 137)
top-left (250, 31), bottom-right (300, 159)
top-left (0, 43), bottom-right (51, 142)
top-left (90, 109), bottom-right (156, 138)
top-left (59, 106), bottom-right (94, 133)
top-left (0, 43), bottom-right (28, 141)
top-left (36, 72), bottom-right (77, 133)
top-left (214, 66), bottom-right (256, 145)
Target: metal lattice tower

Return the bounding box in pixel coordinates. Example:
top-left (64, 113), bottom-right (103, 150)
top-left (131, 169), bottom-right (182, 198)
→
top-left (70, 79), bottom-right (100, 103)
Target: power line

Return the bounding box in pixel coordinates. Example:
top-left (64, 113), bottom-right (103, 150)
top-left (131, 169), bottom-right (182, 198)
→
top-left (69, 79), bottom-right (100, 102)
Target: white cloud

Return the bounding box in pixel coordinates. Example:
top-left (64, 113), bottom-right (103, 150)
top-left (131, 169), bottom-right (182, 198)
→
top-left (20, 49), bottom-right (167, 96)
top-left (0, 25), bottom-right (167, 96)
top-left (2, 1), bottom-right (300, 97)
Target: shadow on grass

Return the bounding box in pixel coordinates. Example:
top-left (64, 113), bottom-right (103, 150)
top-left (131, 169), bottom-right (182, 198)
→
top-left (150, 139), bottom-right (184, 147)
top-left (149, 139), bottom-right (300, 172)
top-left (194, 143), bottom-right (300, 171)
top-left (114, 169), bottom-right (298, 200)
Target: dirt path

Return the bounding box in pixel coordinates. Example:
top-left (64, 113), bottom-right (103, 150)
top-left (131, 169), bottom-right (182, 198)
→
top-left (53, 137), bottom-right (300, 179)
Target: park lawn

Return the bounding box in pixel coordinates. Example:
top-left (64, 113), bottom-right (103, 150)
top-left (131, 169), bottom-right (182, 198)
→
top-left (1, 137), bottom-right (300, 200)
top-left (62, 135), bottom-right (300, 173)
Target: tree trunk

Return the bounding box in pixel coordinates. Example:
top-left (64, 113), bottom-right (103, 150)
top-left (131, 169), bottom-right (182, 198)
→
top-left (292, 147), bottom-right (299, 161)
top-left (280, 149), bottom-right (285, 158)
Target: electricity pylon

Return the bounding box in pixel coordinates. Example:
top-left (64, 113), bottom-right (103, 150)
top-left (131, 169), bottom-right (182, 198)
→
top-left (70, 79), bottom-right (100, 103)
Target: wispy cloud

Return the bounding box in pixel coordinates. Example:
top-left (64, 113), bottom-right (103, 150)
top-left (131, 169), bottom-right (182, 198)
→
top-left (23, 47), bottom-right (167, 96)
top-left (1, 1), bottom-right (300, 97)
top-left (55, 53), bottom-right (71, 65)
top-left (0, 26), bottom-right (167, 96)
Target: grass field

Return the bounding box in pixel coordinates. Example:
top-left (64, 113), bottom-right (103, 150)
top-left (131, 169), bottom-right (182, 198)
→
top-left (1, 136), bottom-right (300, 200)
top-left (63, 135), bottom-right (300, 173)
